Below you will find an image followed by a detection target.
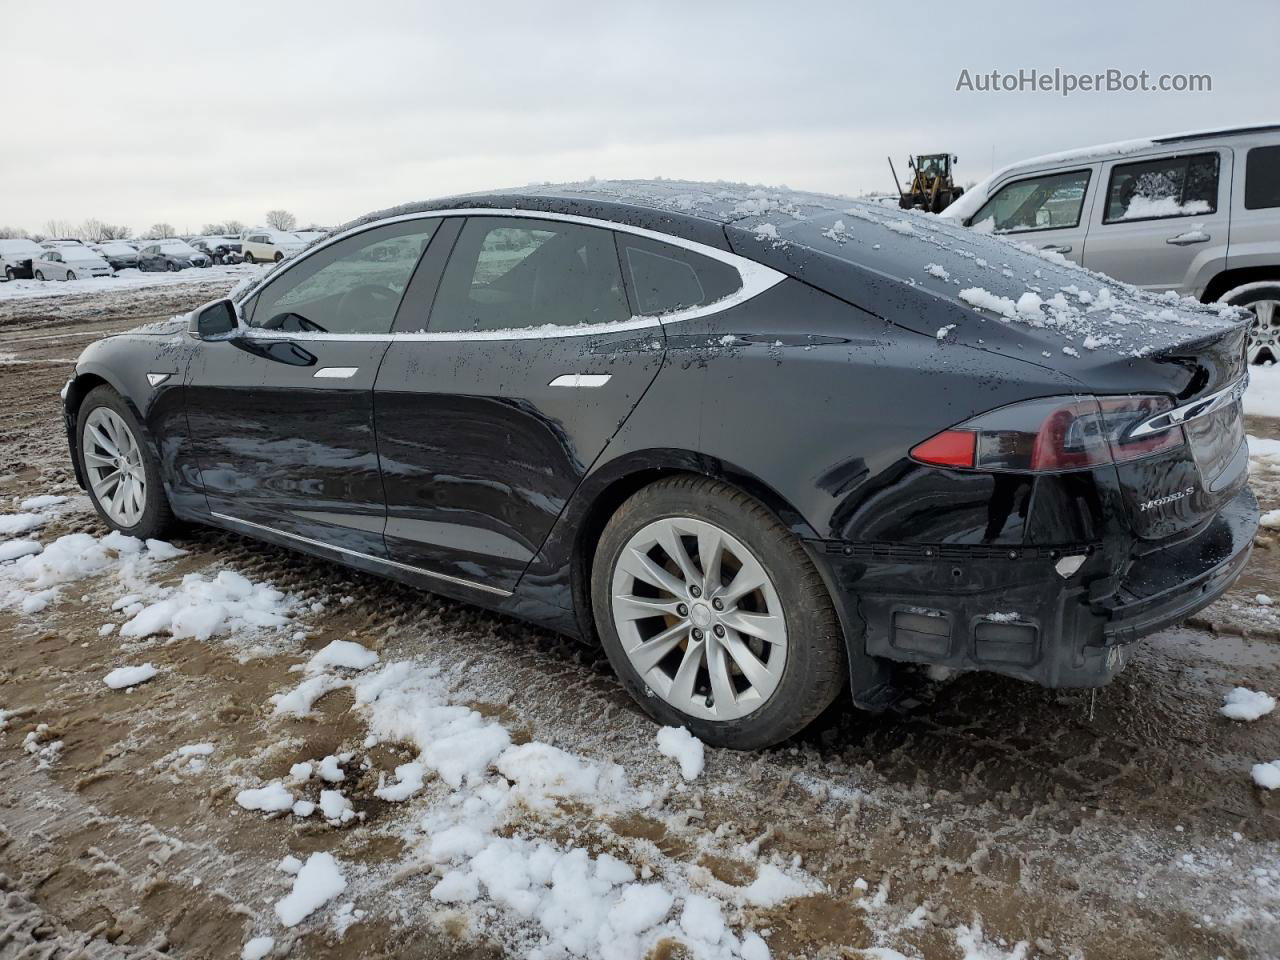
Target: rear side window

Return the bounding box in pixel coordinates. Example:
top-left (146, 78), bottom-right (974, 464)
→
top-left (429, 217), bottom-right (630, 333)
top-left (617, 235), bottom-right (742, 316)
top-left (1245, 145), bottom-right (1280, 210)
top-left (1103, 152), bottom-right (1219, 222)
top-left (968, 169), bottom-right (1091, 233)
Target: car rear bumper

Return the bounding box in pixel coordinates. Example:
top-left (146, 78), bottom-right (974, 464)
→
top-left (813, 485), bottom-right (1259, 689)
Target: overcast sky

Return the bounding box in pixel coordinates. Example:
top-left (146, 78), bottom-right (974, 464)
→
top-left (1, 0), bottom-right (1274, 234)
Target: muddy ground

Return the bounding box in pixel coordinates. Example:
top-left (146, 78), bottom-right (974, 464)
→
top-left (1, 279), bottom-right (1279, 960)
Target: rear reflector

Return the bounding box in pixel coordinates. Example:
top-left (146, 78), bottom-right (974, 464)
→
top-left (909, 430), bottom-right (975, 468)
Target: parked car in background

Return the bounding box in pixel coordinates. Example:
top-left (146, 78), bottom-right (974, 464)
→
top-left (136, 239), bottom-right (211, 272)
top-left (61, 181), bottom-right (1256, 748)
top-left (942, 123), bottom-right (1280, 363)
top-left (191, 236), bottom-right (243, 265)
top-left (31, 246), bottom-right (114, 280)
top-left (0, 238), bottom-right (45, 280)
top-left (240, 229), bottom-right (306, 263)
top-left (90, 241), bottom-right (140, 271)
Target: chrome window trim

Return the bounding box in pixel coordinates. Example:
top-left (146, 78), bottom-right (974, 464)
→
top-left (210, 511), bottom-right (513, 597)
top-left (232, 207), bottom-right (786, 342)
top-left (1128, 376), bottom-right (1248, 438)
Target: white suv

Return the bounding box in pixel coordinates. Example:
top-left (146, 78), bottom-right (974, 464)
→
top-left (942, 124), bottom-right (1280, 363)
top-left (239, 229), bottom-right (307, 264)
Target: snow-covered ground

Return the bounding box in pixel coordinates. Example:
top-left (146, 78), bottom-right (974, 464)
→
top-left (1247, 363), bottom-right (1280, 419)
top-left (0, 262), bottom-right (265, 302)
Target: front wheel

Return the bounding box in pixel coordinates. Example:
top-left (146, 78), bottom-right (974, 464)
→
top-left (243, 251), bottom-right (255, 264)
top-left (34, 270), bottom-right (45, 281)
top-left (66, 270), bottom-right (76, 281)
top-left (3, 266), bottom-right (13, 281)
top-left (167, 261), bottom-right (179, 272)
top-left (76, 386), bottom-right (174, 539)
top-left (273, 251), bottom-right (283, 262)
top-left (592, 476), bottom-right (845, 750)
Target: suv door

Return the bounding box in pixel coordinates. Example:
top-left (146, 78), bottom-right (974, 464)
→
top-left (183, 218), bottom-right (441, 556)
top-left (962, 166), bottom-right (1097, 264)
top-left (1082, 148), bottom-right (1231, 294)
top-left (373, 214), bottom-right (666, 594)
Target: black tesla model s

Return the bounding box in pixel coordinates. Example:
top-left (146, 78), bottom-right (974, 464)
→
top-left (62, 180), bottom-right (1258, 748)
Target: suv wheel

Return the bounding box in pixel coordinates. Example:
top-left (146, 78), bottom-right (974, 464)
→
top-left (1221, 282), bottom-right (1280, 364)
top-left (77, 385), bottom-right (174, 539)
top-left (3, 266), bottom-right (13, 281)
top-left (244, 251), bottom-right (255, 264)
top-left (34, 270), bottom-right (44, 281)
top-left (592, 476), bottom-right (845, 750)
top-left (274, 251), bottom-right (284, 262)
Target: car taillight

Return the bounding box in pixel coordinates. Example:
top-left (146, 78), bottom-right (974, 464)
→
top-left (910, 395), bottom-right (1184, 473)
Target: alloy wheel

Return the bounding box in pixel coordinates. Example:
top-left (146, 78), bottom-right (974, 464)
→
top-left (610, 516), bottom-right (788, 721)
top-left (1246, 299), bottom-right (1279, 364)
top-left (83, 407), bottom-right (147, 527)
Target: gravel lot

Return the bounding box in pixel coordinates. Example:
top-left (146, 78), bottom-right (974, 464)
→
top-left (1, 277), bottom-right (1279, 960)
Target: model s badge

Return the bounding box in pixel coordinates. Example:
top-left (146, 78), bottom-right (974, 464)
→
top-left (1139, 487), bottom-right (1196, 511)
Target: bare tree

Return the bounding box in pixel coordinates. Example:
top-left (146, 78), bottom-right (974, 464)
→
top-left (79, 219), bottom-right (132, 242)
top-left (145, 223), bottom-right (177, 240)
top-left (224, 219), bottom-right (246, 235)
top-left (265, 209), bottom-right (297, 232)
top-left (0, 225), bottom-right (29, 239)
top-left (43, 219), bottom-right (78, 240)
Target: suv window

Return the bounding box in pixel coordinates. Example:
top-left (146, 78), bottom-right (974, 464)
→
top-left (1103, 152), bottom-right (1219, 223)
top-left (248, 219), bottom-right (439, 335)
top-left (429, 217), bottom-right (630, 333)
top-left (968, 169), bottom-right (1091, 234)
top-left (1245, 145), bottom-right (1280, 210)
top-left (617, 235), bottom-right (742, 316)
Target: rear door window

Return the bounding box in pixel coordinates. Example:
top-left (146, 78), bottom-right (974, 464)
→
top-left (1103, 152), bottom-right (1219, 222)
top-left (968, 169), bottom-right (1091, 233)
top-left (428, 217), bottom-right (630, 333)
top-left (1245, 145), bottom-right (1280, 210)
top-left (616, 235), bottom-right (742, 316)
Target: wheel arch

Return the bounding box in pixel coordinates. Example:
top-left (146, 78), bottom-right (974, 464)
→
top-left (63, 367), bottom-right (153, 490)
top-left (1201, 265), bottom-right (1280, 304)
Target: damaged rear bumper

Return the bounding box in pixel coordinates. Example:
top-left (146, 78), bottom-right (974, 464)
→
top-left (813, 485), bottom-right (1259, 690)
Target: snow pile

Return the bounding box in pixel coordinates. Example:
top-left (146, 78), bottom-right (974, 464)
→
top-left (0, 262), bottom-right (264, 303)
top-left (103, 663), bottom-right (158, 689)
top-left (1220, 688), bottom-right (1275, 722)
top-left (306, 639), bottom-right (379, 672)
top-left (241, 936), bottom-right (275, 960)
top-left (275, 852), bottom-right (347, 927)
top-left (0, 514), bottom-right (44, 536)
top-left (954, 920), bottom-right (1030, 959)
top-left (656, 726), bottom-right (705, 781)
top-left (1251, 761), bottom-right (1280, 790)
top-left (236, 783), bottom-right (295, 813)
top-left (119, 570), bottom-right (295, 641)
top-left (265, 656), bottom-right (810, 955)
top-left (0, 530), bottom-right (185, 614)
top-left (1118, 197), bottom-right (1211, 220)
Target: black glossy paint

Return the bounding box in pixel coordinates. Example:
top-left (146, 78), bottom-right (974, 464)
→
top-left (64, 185), bottom-right (1259, 703)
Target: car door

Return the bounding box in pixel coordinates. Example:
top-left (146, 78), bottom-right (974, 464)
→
top-left (373, 214), bottom-right (666, 593)
top-left (962, 166), bottom-right (1098, 264)
top-left (183, 217), bottom-right (442, 556)
top-left (1082, 148), bottom-right (1231, 293)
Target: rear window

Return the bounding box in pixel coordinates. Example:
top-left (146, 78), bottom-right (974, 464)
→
top-left (1104, 152), bottom-right (1219, 223)
top-left (617, 235), bottom-right (741, 316)
top-left (1245, 145), bottom-right (1280, 210)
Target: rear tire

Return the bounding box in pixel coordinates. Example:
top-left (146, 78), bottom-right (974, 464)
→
top-left (76, 385), bottom-right (174, 540)
top-left (167, 261), bottom-right (179, 272)
top-left (591, 475), bottom-right (845, 750)
top-left (3, 266), bottom-right (13, 281)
